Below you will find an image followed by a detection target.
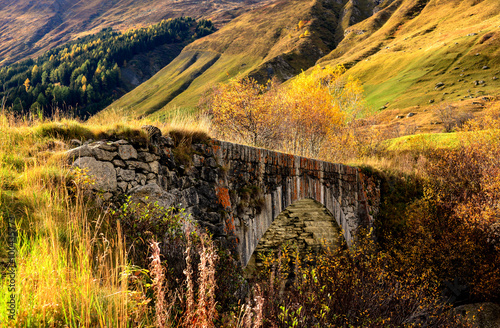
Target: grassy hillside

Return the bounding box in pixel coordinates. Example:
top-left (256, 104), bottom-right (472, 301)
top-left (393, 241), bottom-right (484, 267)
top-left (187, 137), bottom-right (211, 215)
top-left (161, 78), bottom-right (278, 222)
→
top-left (105, 0), bottom-right (500, 122)
top-left (318, 0), bottom-right (500, 112)
top-left (0, 0), bottom-right (273, 67)
top-left (106, 0), bottom-right (387, 119)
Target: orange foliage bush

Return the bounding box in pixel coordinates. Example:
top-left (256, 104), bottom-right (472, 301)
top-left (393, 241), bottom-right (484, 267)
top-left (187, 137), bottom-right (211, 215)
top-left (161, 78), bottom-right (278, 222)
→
top-left (253, 236), bottom-right (470, 327)
top-left (382, 113), bottom-right (500, 302)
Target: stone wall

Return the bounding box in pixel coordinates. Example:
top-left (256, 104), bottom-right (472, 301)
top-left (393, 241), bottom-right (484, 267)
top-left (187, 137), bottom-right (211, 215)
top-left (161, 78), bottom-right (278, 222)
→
top-left (68, 140), bottom-right (162, 199)
top-left (67, 135), bottom-right (380, 266)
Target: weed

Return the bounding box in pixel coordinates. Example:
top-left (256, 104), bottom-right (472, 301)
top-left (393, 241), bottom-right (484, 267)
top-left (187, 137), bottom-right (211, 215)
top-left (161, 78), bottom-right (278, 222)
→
top-left (169, 128), bottom-right (210, 167)
top-left (237, 185), bottom-right (265, 215)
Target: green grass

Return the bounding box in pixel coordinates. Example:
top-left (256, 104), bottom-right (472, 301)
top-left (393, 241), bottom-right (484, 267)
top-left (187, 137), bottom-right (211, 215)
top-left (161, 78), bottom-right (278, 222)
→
top-left (33, 121), bottom-right (95, 141)
top-left (363, 65), bottom-right (429, 110)
top-left (382, 127), bottom-right (500, 153)
top-left (319, 0), bottom-right (500, 112)
top-left (382, 132), bottom-right (461, 152)
top-left (150, 53), bottom-right (263, 118)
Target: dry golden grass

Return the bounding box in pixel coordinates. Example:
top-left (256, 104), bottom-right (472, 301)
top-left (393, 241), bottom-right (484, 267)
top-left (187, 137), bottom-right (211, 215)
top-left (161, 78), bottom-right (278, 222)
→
top-left (0, 111), bottom-right (146, 327)
top-left (90, 106), bottom-right (212, 138)
top-left (0, 108), bottom-right (217, 327)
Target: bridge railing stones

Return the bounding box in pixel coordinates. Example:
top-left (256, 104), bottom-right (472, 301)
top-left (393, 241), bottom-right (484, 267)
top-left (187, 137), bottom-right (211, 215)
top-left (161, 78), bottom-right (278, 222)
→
top-left (67, 136), bottom-right (380, 266)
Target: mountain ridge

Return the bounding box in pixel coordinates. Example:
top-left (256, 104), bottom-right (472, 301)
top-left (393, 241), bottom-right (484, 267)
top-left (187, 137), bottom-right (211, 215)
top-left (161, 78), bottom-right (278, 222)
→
top-left (109, 0), bottom-right (499, 119)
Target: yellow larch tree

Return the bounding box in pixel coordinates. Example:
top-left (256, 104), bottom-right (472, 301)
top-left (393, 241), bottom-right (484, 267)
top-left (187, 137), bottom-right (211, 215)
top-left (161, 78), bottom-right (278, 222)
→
top-left (23, 78), bottom-right (31, 92)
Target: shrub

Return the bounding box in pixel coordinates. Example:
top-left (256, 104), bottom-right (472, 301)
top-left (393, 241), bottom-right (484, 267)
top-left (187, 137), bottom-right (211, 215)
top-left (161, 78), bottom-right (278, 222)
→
top-left (253, 234), bottom-right (469, 327)
top-left (111, 198), bottom-right (246, 326)
top-left (400, 145), bottom-right (500, 301)
top-left (379, 116), bottom-right (500, 303)
top-left (434, 104), bottom-right (473, 132)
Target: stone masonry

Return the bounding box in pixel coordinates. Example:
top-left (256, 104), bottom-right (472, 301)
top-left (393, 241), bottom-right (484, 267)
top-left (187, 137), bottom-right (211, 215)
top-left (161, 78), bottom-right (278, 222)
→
top-left (67, 135), bottom-right (380, 266)
top-left (245, 198), bottom-right (342, 276)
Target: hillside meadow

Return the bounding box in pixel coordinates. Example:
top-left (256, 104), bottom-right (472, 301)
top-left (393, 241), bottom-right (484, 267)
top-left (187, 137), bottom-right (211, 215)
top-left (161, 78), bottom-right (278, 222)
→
top-left (95, 0), bottom-right (500, 124)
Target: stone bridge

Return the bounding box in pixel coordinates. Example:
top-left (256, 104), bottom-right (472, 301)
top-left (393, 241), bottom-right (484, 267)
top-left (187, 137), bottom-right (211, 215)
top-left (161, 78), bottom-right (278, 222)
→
top-left (67, 135), bottom-right (380, 266)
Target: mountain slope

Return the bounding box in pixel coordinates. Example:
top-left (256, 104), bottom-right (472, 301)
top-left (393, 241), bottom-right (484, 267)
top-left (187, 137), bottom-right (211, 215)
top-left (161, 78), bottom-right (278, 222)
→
top-left (106, 0), bottom-right (387, 118)
top-left (0, 0), bottom-right (273, 66)
top-left (317, 0), bottom-right (500, 111)
top-left (0, 18), bottom-right (218, 118)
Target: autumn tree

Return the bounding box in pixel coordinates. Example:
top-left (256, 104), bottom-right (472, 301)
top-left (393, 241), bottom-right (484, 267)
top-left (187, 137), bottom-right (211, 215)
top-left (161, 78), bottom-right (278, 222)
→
top-left (278, 65), bottom-right (358, 156)
top-left (23, 78), bottom-right (31, 92)
top-left (31, 65), bottom-right (41, 84)
top-left (207, 65), bottom-right (365, 157)
top-left (207, 77), bottom-right (278, 148)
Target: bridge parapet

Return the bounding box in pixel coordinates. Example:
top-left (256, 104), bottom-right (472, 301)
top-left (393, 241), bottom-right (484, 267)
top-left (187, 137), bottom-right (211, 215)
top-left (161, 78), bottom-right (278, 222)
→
top-left (67, 136), bottom-right (380, 265)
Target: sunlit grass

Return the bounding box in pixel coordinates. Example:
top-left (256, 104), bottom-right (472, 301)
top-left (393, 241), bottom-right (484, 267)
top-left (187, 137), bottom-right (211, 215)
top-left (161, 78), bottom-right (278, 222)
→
top-left (0, 112), bottom-right (139, 327)
top-left (0, 217), bottom-right (130, 327)
top-left (89, 106), bottom-right (212, 137)
top-left (0, 107), bottom-right (215, 327)
top-left (382, 132), bottom-right (461, 152)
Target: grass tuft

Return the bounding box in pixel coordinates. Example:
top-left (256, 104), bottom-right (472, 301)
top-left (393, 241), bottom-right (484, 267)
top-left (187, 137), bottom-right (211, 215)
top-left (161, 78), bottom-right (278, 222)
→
top-left (34, 121), bottom-right (95, 141)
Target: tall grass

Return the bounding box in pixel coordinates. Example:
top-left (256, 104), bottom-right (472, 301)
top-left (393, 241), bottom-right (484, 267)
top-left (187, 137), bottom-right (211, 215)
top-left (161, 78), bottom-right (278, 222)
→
top-left (0, 109), bottom-right (235, 327)
top-left (89, 106), bottom-right (212, 138)
top-left (0, 112), bottom-right (136, 327)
